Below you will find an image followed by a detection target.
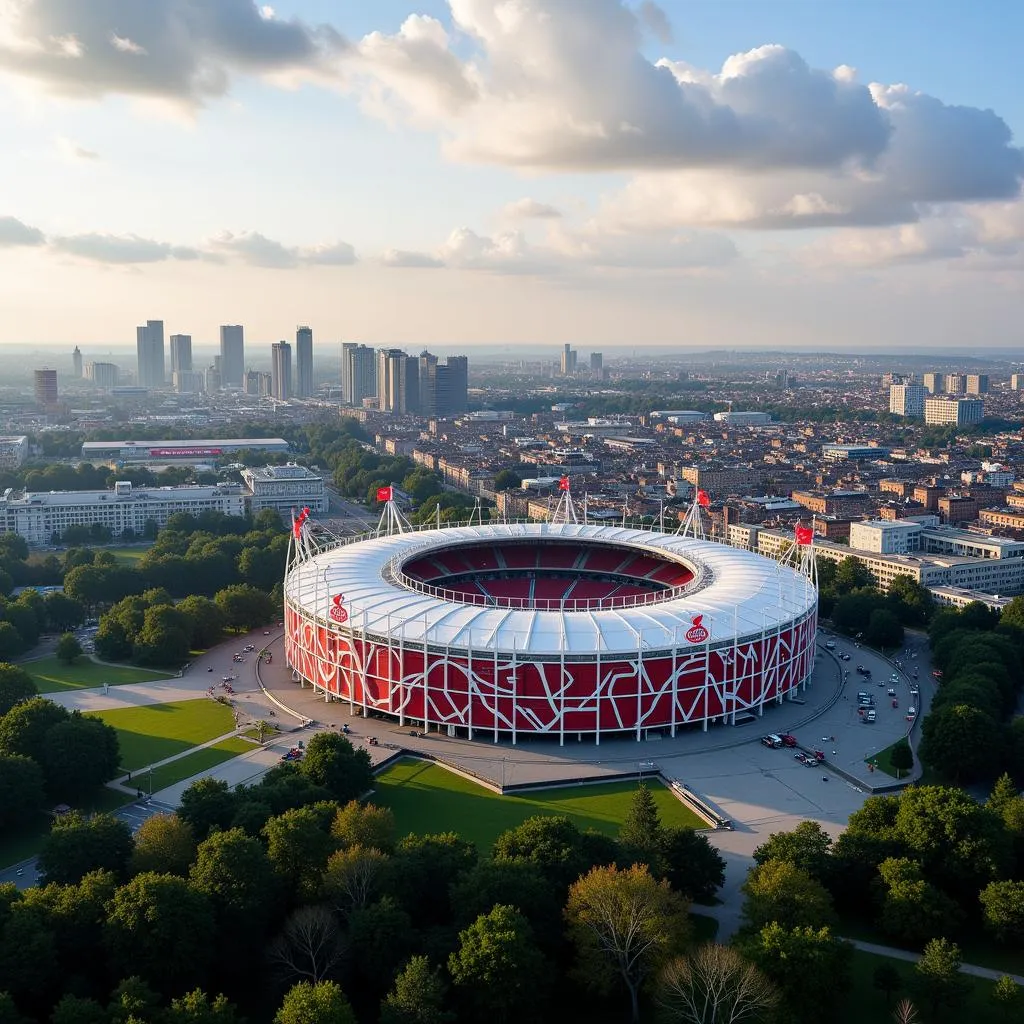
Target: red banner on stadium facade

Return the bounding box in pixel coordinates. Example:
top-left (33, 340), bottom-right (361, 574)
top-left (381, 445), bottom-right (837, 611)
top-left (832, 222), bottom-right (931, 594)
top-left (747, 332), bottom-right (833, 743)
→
top-left (685, 614), bottom-right (709, 643)
top-left (329, 594), bottom-right (349, 623)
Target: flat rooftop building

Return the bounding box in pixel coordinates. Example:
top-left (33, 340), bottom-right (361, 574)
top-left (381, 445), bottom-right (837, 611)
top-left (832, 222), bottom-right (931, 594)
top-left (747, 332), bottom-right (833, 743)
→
top-left (0, 436), bottom-right (29, 469)
top-left (241, 464), bottom-right (327, 515)
top-left (0, 481), bottom-right (246, 545)
top-left (82, 438), bottom-right (289, 464)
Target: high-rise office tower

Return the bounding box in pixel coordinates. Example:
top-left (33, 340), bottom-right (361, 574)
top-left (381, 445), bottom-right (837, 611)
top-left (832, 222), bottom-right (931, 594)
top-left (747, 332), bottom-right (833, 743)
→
top-left (169, 334), bottom-right (193, 376)
top-left (1012, 374), bottom-right (1024, 391)
top-left (376, 348), bottom-right (402, 412)
top-left (72, 347), bottom-right (83, 378)
top-left (922, 372), bottom-right (944, 394)
top-left (342, 343), bottom-right (376, 406)
top-left (34, 368), bottom-right (58, 406)
top-left (136, 320), bottom-right (165, 388)
top-left (377, 349), bottom-right (418, 413)
top-left (295, 326), bottom-right (313, 397)
top-left (85, 362), bottom-right (119, 387)
top-left (560, 343), bottom-right (577, 376)
top-left (590, 352), bottom-right (603, 375)
top-left (437, 355), bottom-right (468, 415)
top-left (219, 325), bottom-right (244, 387)
top-left (966, 374), bottom-right (989, 395)
top-left (418, 350), bottom-right (439, 416)
top-left (889, 383), bottom-right (926, 418)
top-left (944, 373), bottom-right (967, 395)
top-left (271, 341), bottom-right (292, 400)
top-left (205, 364), bottom-right (221, 393)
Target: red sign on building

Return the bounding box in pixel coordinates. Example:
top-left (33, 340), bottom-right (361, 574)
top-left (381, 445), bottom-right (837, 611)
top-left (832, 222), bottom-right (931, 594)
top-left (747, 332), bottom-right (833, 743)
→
top-left (685, 614), bottom-right (709, 643)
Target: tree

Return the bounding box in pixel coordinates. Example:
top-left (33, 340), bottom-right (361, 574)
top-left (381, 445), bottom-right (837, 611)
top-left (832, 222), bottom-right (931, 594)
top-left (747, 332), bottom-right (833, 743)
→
top-left (752, 821), bottom-right (833, 884)
top-left (866, 607), bottom-right (904, 649)
top-left (835, 556), bottom-right (874, 592)
top-left (104, 872), bottom-right (214, 995)
top-left (38, 812), bottom-right (134, 884)
top-left (989, 975), bottom-right (1022, 1023)
top-left (876, 858), bottom-right (962, 946)
top-left (893, 999), bottom-right (920, 1024)
top-left (129, 813), bottom-right (196, 877)
top-left (988, 774), bottom-right (1019, 817)
top-left (93, 618), bottom-right (132, 662)
top-left (379, 955), bottom-right (454, 1024)
top-left (449, 904), bottom-right (547, 1024)
top-left (132, 605), bottom-right (191, 667)
top-left (919, 704), bottom-right (1004, 784)
top-left (0, 664), bottom-right (34, 717)
top-left (829, 593), bottom-right (879, 637)
top-left (0, 623), bottom-right (24, 661)
top-left (655, 944), bottom-right (778, 1024)
top-left (0, 754), bottom-right (44, 830)
top-left (322, 845), bottom-right (389, 917)
top-left (979, 880), bottom-right (1024, 944)
top-left (910, 938), bottom-right (971, 1021)
top-left (890, 739), bottom-right (914, 780)
top-left (55, 633), bottom-right (83, 665)
top-left (269, 905), bottom-right (346, 986)
top-left (659, 827), bottom-right (726, 903)
top-left (177, 777), bottom-right (237, 841)
top-left (165, 989), bottom-right (243, 1023)
top-left (263, 806), bottom-right (336, 900)
top-left (43, 593), bottom-right (85, 633)
top-left (619, 783), bottom-right (664, 867)
top-left (176, 596), bottom-right (225, 650)
top-left (274, 981), bottom-right (356, 1024)
top-left (740, 859), bottom-right (835, 932)
top-left (214, 585), bottom-right (275, 632)
top-left (50, 994), bottom-right (108, 1024)
top-left (492, 815), bottom-right (593, 891)
top-left (330, 799), bottom-right (396, 853)
top-left (739, 924), bottom-right (852, 1019)
top-left (492, 470), bottom-right (522, 492)
top-left (300, 732), bottom-right (373, 804)
top-left (388, 832), bottom-right (478, 926)
top-left (874, 962), bottom-right (903, 1006)
top-left (348, 895), bottom-right (416, 996)
top-left (40, 713), bottom-right (120, 801)
top-left (0, 698), bottom-right (69, 763)
top-left (0, 993), bottom-right (28, 1024)
top-left (565, 864), bottom-right (691, 1024)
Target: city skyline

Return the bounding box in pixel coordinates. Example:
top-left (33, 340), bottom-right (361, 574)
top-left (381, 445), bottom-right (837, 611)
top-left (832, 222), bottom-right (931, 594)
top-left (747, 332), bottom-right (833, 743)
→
top-left (0, 0), bottom-right (1021, 350)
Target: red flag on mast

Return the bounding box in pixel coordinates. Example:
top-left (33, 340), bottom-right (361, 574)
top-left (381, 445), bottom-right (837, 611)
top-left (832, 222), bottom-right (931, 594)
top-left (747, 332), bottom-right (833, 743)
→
top-left (795, 524), bottom-right (814, 546)
top-left (696, 489), bottom-right (710, 508)
top-left (376, 485), bottom-right (393, 502)
top-left (559, 476), bottom-right (570, 491)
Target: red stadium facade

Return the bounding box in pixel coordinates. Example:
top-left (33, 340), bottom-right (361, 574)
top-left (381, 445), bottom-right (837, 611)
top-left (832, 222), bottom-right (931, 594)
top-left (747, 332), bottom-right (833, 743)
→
top-left (283, 523), bottom-right (818, 743)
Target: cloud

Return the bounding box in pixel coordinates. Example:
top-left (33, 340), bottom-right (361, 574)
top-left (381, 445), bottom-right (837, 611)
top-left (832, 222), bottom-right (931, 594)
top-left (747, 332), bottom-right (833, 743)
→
top-left (502, 198), bottom-right (562, 220)
top-left (637, 2), bottom-right (673, 45)
top-left (0, 0), bottom-right (347, 105)
top-left (55, 135), bottom-right (98, 160)
top-left (51, 233), bottom-right (201, 264)
top-left (382, 248), bottom-right (444, 268)
top-left (0, 215), bottom-right (45, 247)
top-left (209, 230), bottom-right (357, 268)
top-left (346, 1), bottom-right (1020, 233)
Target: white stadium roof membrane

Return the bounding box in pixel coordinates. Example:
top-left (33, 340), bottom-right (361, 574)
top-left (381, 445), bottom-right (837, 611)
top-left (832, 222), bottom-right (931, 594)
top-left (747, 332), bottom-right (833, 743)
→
top-left (285, 523), bottom-right (816, 657)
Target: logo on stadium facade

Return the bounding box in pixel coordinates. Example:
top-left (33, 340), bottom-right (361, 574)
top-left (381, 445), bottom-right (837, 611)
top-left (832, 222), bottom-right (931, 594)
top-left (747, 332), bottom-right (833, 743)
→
top-left (685, 614), bottom-right (709, 643)
top-left (149, 447), bottom-right (223, 458)
top-left (329, 594), bottom-right (348, 623)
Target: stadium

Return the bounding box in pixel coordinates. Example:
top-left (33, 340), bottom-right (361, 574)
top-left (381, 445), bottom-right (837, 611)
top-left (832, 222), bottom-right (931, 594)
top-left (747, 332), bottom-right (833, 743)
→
top-left (283, 500), bottom-right (818, 743)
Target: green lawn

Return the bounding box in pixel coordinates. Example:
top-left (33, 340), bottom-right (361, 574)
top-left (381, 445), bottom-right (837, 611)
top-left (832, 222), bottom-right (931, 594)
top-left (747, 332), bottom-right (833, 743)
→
top-left (371, 759), bottom-right (706, 850)
top-left (89, 698), bottom-right (239, 772)
top-left (129, 737), bottom-right (253, 794)
top-left (104, 546), bottom-right (149, 565)
top-left (865, 738), bottom-right (914, 780)
top-left (839, 948), bottom-right (1011, 1024)
top-left (25, 654), bottom-right (170, 693)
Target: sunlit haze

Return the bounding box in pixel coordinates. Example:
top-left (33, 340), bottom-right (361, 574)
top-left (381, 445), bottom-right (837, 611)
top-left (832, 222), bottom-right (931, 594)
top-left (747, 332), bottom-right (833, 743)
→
top-left (1, 0), bottom-right (1021, 351)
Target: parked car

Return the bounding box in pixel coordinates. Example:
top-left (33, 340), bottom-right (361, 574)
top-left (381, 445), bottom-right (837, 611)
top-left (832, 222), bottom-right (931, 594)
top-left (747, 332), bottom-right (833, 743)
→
top-left (866, 710), bottom-right (877, 723)
top-left (780, 734), bottom-right (798, 747)
top-left (760, 735), bottom-right (783, 748)
top-left (825, 641), bottom-right (836, 650)
top-left (840, 653), bottom-right (851, 661)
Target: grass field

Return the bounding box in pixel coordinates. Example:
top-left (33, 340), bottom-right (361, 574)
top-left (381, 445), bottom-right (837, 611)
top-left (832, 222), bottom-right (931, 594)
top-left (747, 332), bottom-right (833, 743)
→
top-left (371, 759), bottom-right (706, 850)
top-left (131, 737), bottom-right (253, 794)
top-left (838, 948), bottom-right (1008, 1024)
top-left (89, 698), bottom-right (239, 772)
top-left (104, 546), bottom-right (149, 565)
top-left (865, 737), bottom-right (914, 780)
top-left (25, 654), bottom-right (170, 693)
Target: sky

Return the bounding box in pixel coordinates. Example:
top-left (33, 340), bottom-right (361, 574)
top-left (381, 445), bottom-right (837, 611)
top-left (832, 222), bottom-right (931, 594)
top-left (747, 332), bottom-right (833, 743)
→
top-left (0, 0), bottom-right (1022, 355)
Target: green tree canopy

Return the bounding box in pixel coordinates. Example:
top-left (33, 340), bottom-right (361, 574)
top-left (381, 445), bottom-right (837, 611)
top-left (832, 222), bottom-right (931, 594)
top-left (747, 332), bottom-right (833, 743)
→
top-left (274, 981), bottom-right (356, 1024)
top-left (740, 859), bottom-right (835, 932)
top-left (0, 664), bottom-right (34, 717)
top-left (38, 812), bottom-right (133, 885)
top-left (54, 633), bottom-right (83, 665)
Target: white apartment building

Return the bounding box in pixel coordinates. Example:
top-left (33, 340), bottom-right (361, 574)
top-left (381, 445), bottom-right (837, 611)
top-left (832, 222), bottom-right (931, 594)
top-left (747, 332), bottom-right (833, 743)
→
top-left (924, 397), bottom-right (984, 426)
top-left (0, 481), bottom-right (246, 545)
top-left (0, 436), bottom-right (29, 469)
top-left (889, 383), bottom-right (926, 418)
top-left (849, 519), bottom-right (925, 555)
top-left (240, 464), bottom-right (327, 515)
top-left (712, 411), bottom-right (772, 425)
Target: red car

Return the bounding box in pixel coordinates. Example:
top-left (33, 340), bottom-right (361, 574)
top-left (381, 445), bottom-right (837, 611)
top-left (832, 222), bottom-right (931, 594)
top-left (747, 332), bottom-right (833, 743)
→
top-left (780, 734), bottom-right (798, 747)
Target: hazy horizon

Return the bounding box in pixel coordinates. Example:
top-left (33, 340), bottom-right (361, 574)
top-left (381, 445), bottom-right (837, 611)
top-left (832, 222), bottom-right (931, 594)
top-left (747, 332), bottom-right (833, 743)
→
top-left (0, 1), bottom-right (1021, 349)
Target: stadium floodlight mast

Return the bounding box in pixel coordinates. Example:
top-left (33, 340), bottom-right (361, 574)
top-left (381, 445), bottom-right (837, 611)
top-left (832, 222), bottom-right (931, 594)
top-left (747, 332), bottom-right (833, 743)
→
top-left (676, 488), bottom-right (709, 540)
top-left (550, 475), bottom-right (579, 525)
top-left (375, 486), bottom-right (412, 536)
